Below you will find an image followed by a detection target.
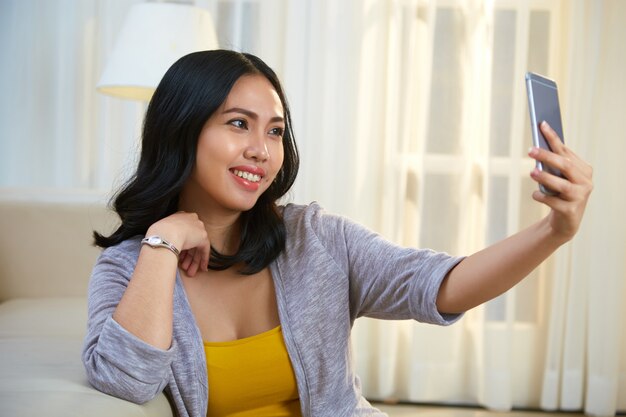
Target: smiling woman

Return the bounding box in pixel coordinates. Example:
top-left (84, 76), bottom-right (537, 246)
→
top-left (180, 75), bottom-right (286, 215)
top-left (80, 48), bottom-right (594, 417)
top-left (92, 51), bottom-right (299, 276)
top-left (84, 51), bottom-right (306, 416)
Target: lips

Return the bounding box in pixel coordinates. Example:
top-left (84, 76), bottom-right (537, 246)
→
top-left (229, 166), bottom-right (266, 191)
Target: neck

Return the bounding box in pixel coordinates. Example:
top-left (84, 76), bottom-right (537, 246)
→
top-left (178, 192), bottom-right (242, 256)
top-left (204, 216), bottom-right (241, 255)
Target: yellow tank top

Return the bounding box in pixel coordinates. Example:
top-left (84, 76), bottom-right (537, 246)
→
top-left (203, 326), bottom-right (302, 417)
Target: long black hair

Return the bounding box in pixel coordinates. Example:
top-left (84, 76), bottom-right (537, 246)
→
top-left (94, 50), bottom-right (300, 274)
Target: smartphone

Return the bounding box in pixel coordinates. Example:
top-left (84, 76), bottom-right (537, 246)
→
top-left (525, 71), bottom-right (565, 196)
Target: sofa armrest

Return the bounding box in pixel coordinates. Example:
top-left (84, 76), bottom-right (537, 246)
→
top-left (0, 298), bottom-right (174, 417)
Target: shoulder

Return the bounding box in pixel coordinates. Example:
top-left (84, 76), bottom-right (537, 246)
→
top-left (279, 202), bottom-right (388, 248)
top-left (100, 236), bottom-right (142, 260)
top-left (277, 202), bottom-right (381, 274)
top-left (279, 201), bottom-right (325, 221)
top-left (87, 237), bottom-right (144, 305)
top-left (93, 236), bottom-right (143, 277)
top-left (279, 202), bottom-right (349, 244)
top-left (279, 201), bottom-right (349, 231)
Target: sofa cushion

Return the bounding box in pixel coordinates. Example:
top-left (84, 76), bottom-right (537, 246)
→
top-left (0, 297), bottom-right (174, 417)
top-left (0, 298), bottom-right (86, 338)
top-left (0, 200), bottom-right (117, 301)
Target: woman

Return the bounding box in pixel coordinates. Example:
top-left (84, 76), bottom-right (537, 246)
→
top-left (82, 50), bottom-right (593, 417)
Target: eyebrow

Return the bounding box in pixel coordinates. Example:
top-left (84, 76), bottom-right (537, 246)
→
top-left (222, 107), bottom-right (284, 123)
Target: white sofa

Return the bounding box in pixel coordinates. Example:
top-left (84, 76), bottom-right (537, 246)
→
top-left (0, 198), bottom-right (173, 416)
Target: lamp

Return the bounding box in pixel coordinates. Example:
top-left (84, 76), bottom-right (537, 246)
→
top-left (97, 2), bottom-right (219, 101)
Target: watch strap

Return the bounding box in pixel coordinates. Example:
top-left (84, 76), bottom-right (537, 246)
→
top-left (141, 235), bottom-right (180, 258)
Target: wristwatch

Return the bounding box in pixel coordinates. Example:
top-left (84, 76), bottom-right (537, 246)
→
top-left (141, 235), bottom-right (180, 258)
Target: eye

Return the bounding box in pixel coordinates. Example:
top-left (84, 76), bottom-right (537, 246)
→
top-left (228, 119), bottom-right (248, 130)
top-left (269, 127), bottom-right (285, 138)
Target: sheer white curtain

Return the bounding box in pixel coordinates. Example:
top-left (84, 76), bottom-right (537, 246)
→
top-left (1, 0), bottom-right (624, 415)
top-left (0, 0), bottom-right (145, 195)
top-left (349, 1), bottom-right (626, 415)
top-left (541, 1), bottom-right (626, 415)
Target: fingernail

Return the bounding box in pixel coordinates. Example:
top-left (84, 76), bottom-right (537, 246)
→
top-left (528, 147), bottom-right (538, 156)
top-left (541, 121), bottom-right (553, 132)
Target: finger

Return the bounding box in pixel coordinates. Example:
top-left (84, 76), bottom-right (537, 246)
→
top-left (531, 189), bottom-right (570, 212)
top-left (201, 245), bottom-right (210, 272)
top-left (532, 190), bottom-right (578, 218)
top-left (187, 261), bottom-right (199, 277)
top-left (531, 167), bottom-right (592, 204)
top-left (532, 190), bottom-right (578, 219)
top-left (538, 122), bottom-right (593, 182)
top-left (189, 248), bottom-right (204, 276)
top-left (184, 249), bottom-right (202, 277)
top-left (530, 167), bottom-right (573, 200)
top-left (529, 147), bottom-right (589, 185)
top-left (540, 121), bottom-right (565, 154)
top-left (181, 248), bottom-right (195, 271)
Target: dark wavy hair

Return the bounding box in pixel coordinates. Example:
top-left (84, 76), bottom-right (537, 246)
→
top-left (94, 50), bottom-right (299, 274)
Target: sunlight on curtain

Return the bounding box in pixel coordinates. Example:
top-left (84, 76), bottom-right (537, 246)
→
top-left (0, 0), bottom-right (623, 414)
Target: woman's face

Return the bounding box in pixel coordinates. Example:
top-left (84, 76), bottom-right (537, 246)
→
top-left (183, 74), bottom-right (285, 215)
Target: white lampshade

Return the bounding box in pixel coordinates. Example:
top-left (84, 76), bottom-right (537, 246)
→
top-left (97, 2), bottom-right (219, 101)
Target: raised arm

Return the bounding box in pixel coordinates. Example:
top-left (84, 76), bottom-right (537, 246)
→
top-left (112, 211), bottom-right (210, 349)
top-left (436, 122), bottom-right (593, 314)
top-left (82, 211), bottom-right (210, 403)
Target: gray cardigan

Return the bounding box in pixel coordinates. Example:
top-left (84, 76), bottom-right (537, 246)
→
top-left (82, 202), bottom-right (464, 417)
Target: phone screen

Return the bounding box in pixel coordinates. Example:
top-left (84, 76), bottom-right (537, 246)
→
top-left (525, 72), bottom-right (565, 195)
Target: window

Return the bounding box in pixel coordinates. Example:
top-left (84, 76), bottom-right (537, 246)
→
top-left (395, 1), bottom-right (563, 323)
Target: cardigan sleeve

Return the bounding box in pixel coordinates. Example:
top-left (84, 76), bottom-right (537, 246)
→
top-left (81, 240), bottom-right (175, 404)
top-left (295, 203), bottom-right (465, 325)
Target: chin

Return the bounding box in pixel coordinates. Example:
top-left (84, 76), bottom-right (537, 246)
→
top-left (226, 195), bottom-right (264, 213)
top-left (222, 183), bottom-right (273, 213)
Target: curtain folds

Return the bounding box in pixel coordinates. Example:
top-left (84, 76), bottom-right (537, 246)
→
top-left (0, 0), bottom-right (146, 192)
top-left (541, 1), bottom-right (626, 415)
top-left (1, 0), bottom-right (623, 415)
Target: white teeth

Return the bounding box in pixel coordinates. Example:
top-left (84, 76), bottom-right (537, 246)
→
top-left (233, 169), bottom-right (261, 183)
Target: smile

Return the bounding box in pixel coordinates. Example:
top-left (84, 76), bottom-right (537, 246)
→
top-left (231, 169), bottom-right (262, 183)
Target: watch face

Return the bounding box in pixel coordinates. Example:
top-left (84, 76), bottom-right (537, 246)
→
top-left (147, 236), bottom-right (162, 245)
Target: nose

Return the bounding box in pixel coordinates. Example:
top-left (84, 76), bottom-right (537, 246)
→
top-left (244, 133), bottom-right (269, 162)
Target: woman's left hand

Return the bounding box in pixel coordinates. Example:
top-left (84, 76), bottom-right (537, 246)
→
top-left (528, 121), bottom-right (593, 243)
